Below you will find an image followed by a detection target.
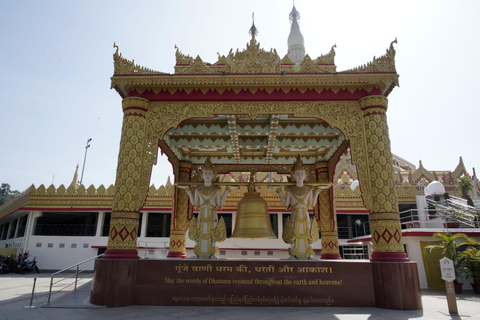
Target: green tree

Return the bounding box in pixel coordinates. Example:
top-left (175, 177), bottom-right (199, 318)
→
top-left (458, 176), bottom-right (473, 197)
top-left (0, 183), bottom-right (20, 206)
top-left (424, 232), bottom-right (478, 279)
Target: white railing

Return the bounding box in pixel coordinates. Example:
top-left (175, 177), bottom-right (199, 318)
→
top-left (46, 253), bottom-right (103, 305)
top-left (137, 240), bottom-right (168, 259)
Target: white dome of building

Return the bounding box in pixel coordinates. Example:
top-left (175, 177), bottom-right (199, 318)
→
top-left (424, 181), bottom-right (445, 195)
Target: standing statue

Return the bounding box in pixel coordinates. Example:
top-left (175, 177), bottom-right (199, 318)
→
top-left (179, 157), bottom-right (233, 259)
top-left (276, 155), bottom-right (321, 259)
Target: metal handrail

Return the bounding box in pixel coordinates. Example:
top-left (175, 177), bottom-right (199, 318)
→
top-left (137, 240), bottom-right (168, 259)
top-left (46, 253), bottom-right (103, 304)
top-left (425, 198), bottom-right (476, 227)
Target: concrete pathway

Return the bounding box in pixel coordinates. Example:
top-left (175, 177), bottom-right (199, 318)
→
top-left (1, 273), bottom-right (480, 319)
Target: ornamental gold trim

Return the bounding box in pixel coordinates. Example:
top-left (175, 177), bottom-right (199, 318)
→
top-left (122, 97), bottom-right (150, 110)
top-left (359, 95), bottom-right (388, 109)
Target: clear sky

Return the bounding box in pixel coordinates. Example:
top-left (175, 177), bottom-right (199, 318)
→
top-left (1, 0), bottom-right (479, 192)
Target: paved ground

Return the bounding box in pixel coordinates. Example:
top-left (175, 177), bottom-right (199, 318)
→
top-left (1, 273), bottom-right (480, 320)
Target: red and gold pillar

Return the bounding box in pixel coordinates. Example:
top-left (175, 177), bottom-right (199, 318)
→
top-left (316, 162), bottom-right (341, 259)
top-left (167, 161), bottom-right (193, 258)
top-left (359, 95), bottom-right (408, 262)
top-left (103, 97), bottom-right (153, 259)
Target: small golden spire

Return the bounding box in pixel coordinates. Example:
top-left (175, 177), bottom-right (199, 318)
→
top-left (70, 164), bottom-right (79, 190)
top-left (249, 12), bottom-right (258, 39)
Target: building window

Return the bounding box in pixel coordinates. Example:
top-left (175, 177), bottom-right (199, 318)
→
top-left (220, 250), bottom-right (226, 255)
top-left (34, 212), bottom-right (98, 236)
top-left (267, 251), bottom-right (273, 256)
top-left (270, 214), bottom-right (278, 238)
top-left (83, 243), bottom-right (89, 248)
top-left (59, 243), bottom-right (65, 248)
top-left (36, 243), bottom-right (42, 248)
top-left (16, 216), bottom-right (28, 238)
top-left (241, 251), bottom-right (248, 256)
top-left (146, 213), bottom-right (171, 237)
top-left (254, 251), bottom-right (260, 256)
top-left (71, 243), bottom-right (77, 248)
top-left (8, 219), bottom-right (17, 239)
top-left (102, 212), bottom-right (111, 236)
top-left (0, 224), bottom-right (7, 240)
top-left (47, 243), bottom-right (53, 248)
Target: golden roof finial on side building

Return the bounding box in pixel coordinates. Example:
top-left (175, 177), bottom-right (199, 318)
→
top-left (70, 164), bottom-right (79, 190)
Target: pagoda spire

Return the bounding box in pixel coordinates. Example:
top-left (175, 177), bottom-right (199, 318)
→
top-left (287, 2), bottom-right (305, 64)
top-left (70, 164), bottom-right (79, 190)
top-left (249, 12), bottom-right (258, 40)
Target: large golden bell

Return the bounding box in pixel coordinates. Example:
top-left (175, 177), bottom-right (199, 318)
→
top-left (231, 191), bottom-right (276, 238)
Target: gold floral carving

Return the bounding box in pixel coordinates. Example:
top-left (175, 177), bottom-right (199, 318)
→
top-left (314, 44), bottom-right (336, 65)
top-left (224, 37), bottom-right (280, 74)
top-left (174, 45), bottom-right (194, 65)
top-left (344, 39), bottom-right (397, 75)
top-left (113, 43), bottom-right (163, 75)
top-left (176, 56), bottom-right (217, 75)
top-left (297, 55), bottom-right (335, 74)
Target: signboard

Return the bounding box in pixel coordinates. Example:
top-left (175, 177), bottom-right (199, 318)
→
top-left (439, 257), bottom-right (456, 282)
top-left (133, 260), bottom-right (376, 307)
top-left (439, 257), bottom-right (458, 314)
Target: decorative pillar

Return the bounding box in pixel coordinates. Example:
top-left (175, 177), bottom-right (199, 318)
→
top-left (167, 161), bottom-right (193, 258)
top-left (359, 95), bottom-right (408, 262)
top-left (316, 162), bottom-right (341, 259)
top-left (103, 97), bottom-right (156, 259)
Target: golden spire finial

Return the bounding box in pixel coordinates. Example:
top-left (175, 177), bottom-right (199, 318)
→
top-left (291, 154), bottom-right (305, 173)
top-left (249, 12), bottom-right (258, 39)
top-left (70, 164), bottom-right (79, 190)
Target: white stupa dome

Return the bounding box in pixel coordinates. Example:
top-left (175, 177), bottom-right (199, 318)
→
top-left (424, 181), bottom-right (445, 196)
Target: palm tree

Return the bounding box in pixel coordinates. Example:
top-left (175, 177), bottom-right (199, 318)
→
top-left (423, 232), bottom-right (469, 279)
top-left (458, 176), bottom-right (473, 198)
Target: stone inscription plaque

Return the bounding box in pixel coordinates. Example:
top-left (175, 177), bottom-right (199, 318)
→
top-left (134, 259), bottom-right (375, 307)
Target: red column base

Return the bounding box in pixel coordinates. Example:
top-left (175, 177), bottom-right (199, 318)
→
top-left (320, 253), bottom-right (342, 260)
top-left (166, 251), bottom-right (188, 258)
top-left (370, 252), bottom-right (409, 262)
top-left (102, 249), bottom-right (139, 260)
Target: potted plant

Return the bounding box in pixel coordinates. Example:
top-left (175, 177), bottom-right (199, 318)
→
top-left (467, 197), bottom-right (474, 207)
top-left (444, 192), bottom-right (450, 200)
top-left (424, 232), bottom-right (469, 293)
top-left (434, 194), bottom-right (441, 202)
top-left (428, 203), bottom-right (437, 219)
top-left (444, 211), bottom-right (462, 228)
top-left (458, 241), bottom-right (480, 294)
top-left (458, 176), bottom-right (473, 199)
